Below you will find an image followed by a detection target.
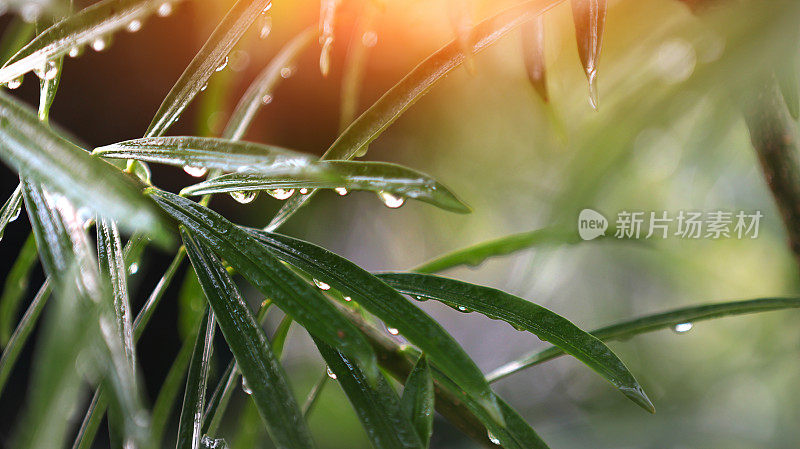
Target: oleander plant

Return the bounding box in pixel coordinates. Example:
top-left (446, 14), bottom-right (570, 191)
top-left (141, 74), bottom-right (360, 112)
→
top-left (0, 0), bottom-right (799, 448)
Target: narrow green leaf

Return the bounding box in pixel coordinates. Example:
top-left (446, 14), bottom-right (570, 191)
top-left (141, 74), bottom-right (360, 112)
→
top-left (223, 28), bottom-right (315, 140)
top-left (94, 136), bottom-right (315, 174)
top-left (521, 16), bottom-right (548, 102)
top-left (246, 230), bottom-right (505, 425)
top-left (0, 183), bottom-right (23, 242)
top-left (0, 281), bottom-right (50, 398)
top-left (314, 338), bottom-right (424, 449)
top-left (570, 0), bottom-right (607, 109)
top-left (0, 233), bottom-right (38, 346)
top-left (147, 188), bottom-right (379, 380)
top-left (151, 327), bottom-right (196, 446)
top-left (267, 0), bottom-right (564, 230)
top-left (340, 3), bottom-right (378, 130)
top-left (0, 0), bottom-right (184, 85)
top-left (97, 218), bottom-right (136, 367)
top-left (271, 313), bottom-right (293, 360)
top-left (183, 160), bottom-right (471, 213)
top-left (302, 369), bottom-right (329, 417)
top-left (0, 18), bottom-right (35, 65)
top-left (72, 388), bottom-right (107, 449)
top-left (318, 0), bottom-right (342, 76)
top-left (401, 356), bottom-right (434, 448)
top-left (377, 272), bottom-right (654, 413)
top-left (0, 93), bottom-right (170, 242)
top-left (487, 297), bottom-right (800, 382)
top-left (414, 227), bottom-right (580, 273)
top-left (177, 309), bottom-right (215, 449)
top-left (145, 0), bottom-right (271, 137)
top-left (181, 227), bottom-right (317, 448)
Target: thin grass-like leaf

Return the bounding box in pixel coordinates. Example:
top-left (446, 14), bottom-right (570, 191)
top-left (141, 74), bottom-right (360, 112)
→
top-left (145, 0), bottom-right (272, 137)
top-left (447, 0), bottom-right (475, 71)
top-left (314, 338), bottom-right (424, 449)
top-left (0, 18), bottom-right (35, 64)
top-left (401, 356), bottom-right (434, 448)
top-left (0, 281), bottom-right (50, 398)
top-left (176, 309), bottom-right (215, 449)
top-left (183, 161), bottom-right (470, 213)
top-left (223, 28), bottom-right (315, 140)
top-left (147, 189), bottom-right (379, 380)
top-left (151, 327), bottom-right (196, 446)
top-left (302, 369), bottom-right (329, 417)
top-left (377, 273), bottom-right (654, 413)
top-left (181, 227), bottom-right (317, 448)
top-left (521, 16), bottom-right (548, 102)
top-left (487, 297), bottom-right (800, 382)
top-left (340, 3), bottom-right (378, 130)
top-left (246, 230), bottom-right (505, 425)
top-left (0, 234), bottom-right (38, 345)
top-left (94, 136), bottom-right (315, 175)
top-left (0, 183), bottom-right (23, 242)
top-left (570, 0), bottom-right (607, 109)
top-left (0, 0), bottom-right (183, 85)
top-left (413, 227), bottom-right (581, 273)
top-left (268, 0), bottom-right (565, 230)
top-left (318, 0), bottom-right (342, 77)
top-left (0, 93), bottom-right (170, 242)
top-left (97, 219), bottom-right (136, 367)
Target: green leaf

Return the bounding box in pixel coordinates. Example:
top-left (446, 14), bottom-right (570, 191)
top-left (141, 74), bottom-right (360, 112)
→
top-left (401, 356), bottom-right (434, 448)
top-left (93, 136), bottom-right (316, 174)
top-left (245, 230), bottom-right (505, 425)
top-left (0, 233), bottom-right (38, 345)
top-left (271, 313), bottom-right (293, 360)
top-left (0, 18), bottom-right (35, 65)
top-left (414, 227), bottom-right (581, 273)
top-left (97, 219), bottom-right (136, 367)
top-left (147, 188), bottom-right (379, 381)
top-left (176, 309), bottom-right (215, 449)
top-left (181, 227), bottom-right (317, 448)
top-left (570, 0), bottom-right (607, 109)
top-left (0, 282), bottom-right (50, 399)
top-left (314, 338), bottom-right (424, 449)
top-left (223, 28), bottom-right (315, 140)
top-left (183, 161), bottom-right (471, 214)
top-left (267, 0), bottom-right (564, 230)
top-left (487, 296), bottom-right (800, 382)
top-left (145, 0), bottom-right (272, 137)
top-left (151, 327), bottom-right (196, 446)
top-left (377, 272), bottom-right (654, 413)
top-left (0, 0), bottom-right (183, 85)
top-left (0, 183), bottom-right (23, 243)
top-left (0, 93), bottom-right (170, 242)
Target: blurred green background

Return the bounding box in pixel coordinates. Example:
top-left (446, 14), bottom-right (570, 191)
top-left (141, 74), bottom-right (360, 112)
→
top-left (2, 0), bottom-right (800, 447)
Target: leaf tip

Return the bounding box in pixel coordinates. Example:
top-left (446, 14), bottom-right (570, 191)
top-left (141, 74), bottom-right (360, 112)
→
top-left (620, 385), bottom-right (655, 414)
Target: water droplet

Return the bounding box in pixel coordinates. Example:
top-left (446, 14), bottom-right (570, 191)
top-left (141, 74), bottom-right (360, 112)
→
top-left (261, 2), bottom-right (272, 13)
top-left (280, 66), bottom-right (294, 79)
top-left (6, 77), bottom-right (22, 90)
top-left (157, 2), bottom-right (173, 17)
top-left (215, 56), bottom-right (228, 72)
top-left (200, 82), bottom-right (208, 91)
top-left (326, 366), bottom-right (337, 379)
top-left (261, 94), bottom-right (273, 105)
top-left (183, 165), bottom-right (208, 177)
top-left (126, 19), bottom-right (142, 33)
top-left (343, 296), bottom-right (352, 302)
top-left (241, 377), bottom-right (253, 394)
top-left (259, 14), bottom-right (272, 39)
top-left (378, 191), bottom-right (405, 209)
top-left (267, 188), bottom-right (294, 200)
top-left (230, 190), bottom-right (258, 204)
top-left (487, 430), bottom-right (500, 445)
top-left (68, 46), bottom-right (84, 58)
top-left (313, 279), bottom-right (331, 290)
top-left (91, 37), bottom-right (108, 52)
top-left (414, 295), bottom-right (428, 302)
top-left (334, 187), bottom-right (348, 196)
top-left (299, 188), bottom-right (309, 194)
top-left (457, 306), bottom-right (468, 312)
top-left (128, 262), bottom-right (139, 274)
top-left (38, 60), bottom-right (58, 80)
top-left (9, 206), bottom-right (21, 222)
top-left (673, 322), bottom-right (693, 333)
top-left (387, 327), bottom-right (400, 335)
top-left (200, 435), bottom-right (228, 449)
top-left (362, 31), bottom-right (378, 48)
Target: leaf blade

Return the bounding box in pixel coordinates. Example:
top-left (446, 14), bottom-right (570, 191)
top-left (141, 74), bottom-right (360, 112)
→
top-left (401, 356), bottom-right (434, 448)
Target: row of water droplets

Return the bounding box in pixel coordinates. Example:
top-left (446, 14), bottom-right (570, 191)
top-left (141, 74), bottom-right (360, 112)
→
top-left (3, 2), bottom-right (178, 90)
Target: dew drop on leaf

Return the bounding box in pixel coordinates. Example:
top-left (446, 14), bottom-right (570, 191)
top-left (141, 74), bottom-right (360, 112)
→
top-left (313, 279), bottom-right (331, 290)
top-left (126, 19), bottom-right (142, 33)
top-left (183, 165), bottom-right (208, 177)
top-left (267, 188), bottom-right (294, 200)
top-left (343, 296), bottom-right (352, 301)
top-left (241, 377), bottom-right (253, 394)
top-left (230, 190), bottom-right (258, 204)
top-left (280, 66), bottom-right (294, 79)
top-left (334, 187), bottom-right (348, 196)
top-left (487, 430), bottom-right (500, 445)
top-left (673, 322), bottom-right (693, 333)
top-left (68, 46), bottom-right (84, 58)
top-left (128, 262), bottom-right (139, 274)
top-left (157, 2), bottom-right (173, 17)
top-left (91, 37), bottom-right (108, 52)
top-left (215, 56), bottom-right (228, 72)
top-left (6, 77), bottom-right (22, 89)
top-left (378, 191), bottom-right (405, 209)
top-left (261, 94), bottom-right (273, 105)
top-left (361, 31), bottom-right (378, 48)
top-left (387, 327), bottom-right (399, 336)
top-left (299, 188), bottom-right (309, 195)
top-left (326, 366), bottom-right (337, 380)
